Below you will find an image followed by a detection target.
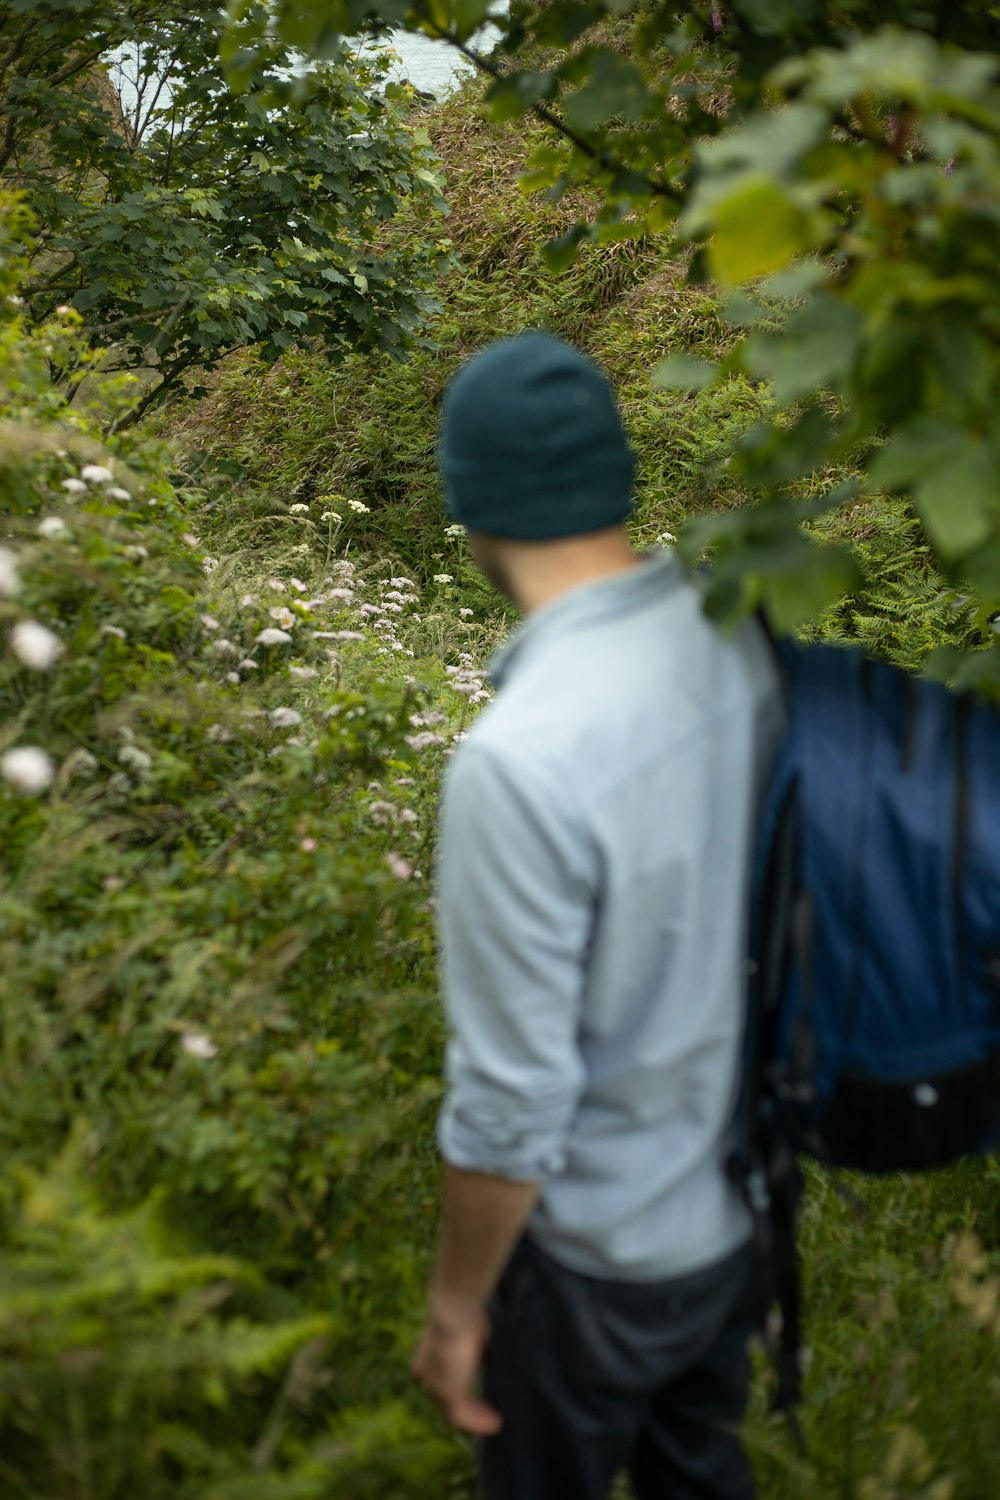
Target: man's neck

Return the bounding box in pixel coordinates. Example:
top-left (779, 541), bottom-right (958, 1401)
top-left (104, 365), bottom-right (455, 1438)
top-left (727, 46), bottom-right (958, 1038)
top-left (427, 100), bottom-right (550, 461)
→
top-left (503, 530), bottom-right (642, 616)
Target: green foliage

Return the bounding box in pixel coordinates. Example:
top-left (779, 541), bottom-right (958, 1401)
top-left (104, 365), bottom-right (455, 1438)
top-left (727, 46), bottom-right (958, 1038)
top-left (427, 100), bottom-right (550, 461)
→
top-left (2, 0), bottom-right (447, 426)
top-left (5, 16), bottom-right (1000, 1492)
top-left (0, 193), bottom-right (483, 1496)
top-left (254, 0), bottom-right (1000, 688)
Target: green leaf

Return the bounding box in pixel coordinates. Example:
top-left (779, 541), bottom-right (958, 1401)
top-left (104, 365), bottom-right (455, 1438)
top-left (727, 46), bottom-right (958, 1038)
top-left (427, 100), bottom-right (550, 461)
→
top-left (699, 103), bottom-right (827, 177)
top-left (542, 225), bottom-right (587, 273)
top-left (744, 295), bottom-right (862, 404)
top-left (759, 542), bottom-right (861, 634)
top-left (914, 444), bottom-right (1000, 562)
top-left (562, 51), bottom-right (653, 133)
top-left (870, 419), bottom-right (1000, 560)
top-left (650, 354), bottom-right (717, 392)
top-left (706, 178), bottom-right (813, 285)
top-left (486, 71), bottom-right (556, 123)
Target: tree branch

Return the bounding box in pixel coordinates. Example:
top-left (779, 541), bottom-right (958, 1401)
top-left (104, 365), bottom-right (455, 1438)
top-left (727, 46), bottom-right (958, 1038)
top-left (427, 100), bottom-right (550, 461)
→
top-left (425, 24), bottom-right (683, 204)
top-left (107, 349), bottom-right (200, 433)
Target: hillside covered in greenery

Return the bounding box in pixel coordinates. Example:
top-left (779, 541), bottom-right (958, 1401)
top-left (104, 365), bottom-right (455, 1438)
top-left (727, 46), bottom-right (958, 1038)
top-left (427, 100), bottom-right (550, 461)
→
top-left (2, 2), bottom-right (999, 1496)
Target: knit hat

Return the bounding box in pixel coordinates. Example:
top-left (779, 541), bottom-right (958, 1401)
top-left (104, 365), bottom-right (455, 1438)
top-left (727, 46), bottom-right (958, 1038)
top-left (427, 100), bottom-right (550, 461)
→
top-left (438, 331), bottom-right (635, 540)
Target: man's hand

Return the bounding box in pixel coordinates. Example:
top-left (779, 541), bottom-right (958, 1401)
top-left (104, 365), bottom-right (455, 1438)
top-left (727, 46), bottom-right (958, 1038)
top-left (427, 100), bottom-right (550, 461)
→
top-left (411, 1299), bottom-right (502, 1435)
top-left (412, 1166), bottom-right (539, 1433)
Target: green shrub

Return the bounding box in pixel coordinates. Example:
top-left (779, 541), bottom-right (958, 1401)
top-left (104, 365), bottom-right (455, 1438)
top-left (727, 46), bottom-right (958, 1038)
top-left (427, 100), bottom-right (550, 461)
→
top-left (1, 191), bottom-right (483, 1497)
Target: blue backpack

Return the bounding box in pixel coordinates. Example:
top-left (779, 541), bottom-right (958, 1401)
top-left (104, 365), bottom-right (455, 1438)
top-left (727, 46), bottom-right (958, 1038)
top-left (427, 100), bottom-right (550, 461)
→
top-left (732, 634), bottom-right (1000, 1419)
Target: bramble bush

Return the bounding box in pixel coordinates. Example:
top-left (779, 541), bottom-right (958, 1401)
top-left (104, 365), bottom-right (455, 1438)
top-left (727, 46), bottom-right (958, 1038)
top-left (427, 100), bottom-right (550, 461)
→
top-left (0, 191), bottom-right (496, 1497)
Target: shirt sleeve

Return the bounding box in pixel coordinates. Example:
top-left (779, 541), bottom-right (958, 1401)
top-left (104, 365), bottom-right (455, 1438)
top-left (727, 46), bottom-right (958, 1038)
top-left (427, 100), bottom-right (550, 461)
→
top-left (435, 739), bottom-right (595, 1181)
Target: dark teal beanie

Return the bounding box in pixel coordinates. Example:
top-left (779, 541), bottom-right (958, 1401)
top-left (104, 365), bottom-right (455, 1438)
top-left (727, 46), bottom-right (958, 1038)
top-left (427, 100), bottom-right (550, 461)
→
top-left (438, 331), bottom-right (635, 539)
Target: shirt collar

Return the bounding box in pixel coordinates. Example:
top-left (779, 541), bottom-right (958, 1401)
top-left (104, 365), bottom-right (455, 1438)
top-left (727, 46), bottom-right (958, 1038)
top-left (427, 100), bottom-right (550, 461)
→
top-left (489, 549), bottom-right (683, 688)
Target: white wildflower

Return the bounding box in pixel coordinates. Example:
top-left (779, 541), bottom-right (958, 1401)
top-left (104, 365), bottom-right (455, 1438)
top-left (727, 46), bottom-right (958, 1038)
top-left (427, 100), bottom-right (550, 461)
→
top-left (320, 511), bottom-right (341, 523)
top-left (270, 706), bottom-right (302, 728)
top-left (37, 516), bottom-right (68, 539)
top-left (0, 547), bottom-right (20, 597)
top-left (237, 657), bottom-right (258, 671)
top-left (269, 605), bottom-right (296, 629)
top-left (202, 556), bottom-right (218, 573)
top-left (1, 746), bottom-right (55, 793)
top-left (410, 711), bottom-right (446, 728)
top-left (346, 498), bottom-right (370, 514)
top-left (225, 671), bottom-right (240, 685)
top-left (404, 731), bottom-right (446, 751)
top-left (433, 573), bottom-right (454, 584)
top-left (326, 587), bottom-right (354, 602)
top-left (388, 577), bottom-right (414, 589)
top-left (68, 749), bottom-right (98, 777)
top-left (459, 607), bottom-right (474, 617)
top-left (181, 1030), bottom-right (217, 1060)
top-left (289, 577), bottom-right (307, 593)
top-left (255, 627), bottom-right (293, 646)
top-left (10, 620), bottom-right (64, 671)
top-left (118, 744), bottom-right (152, 775)
top-left (124, 544), bottom-right (148, 561)
top-left (288, 665), bottom-right (319, 680)
top-left (80, 464), bottom-right (114, 485)
top-left (386, 852), bottom-right (413, 881)
top-left (183, 533), bottom-right (199, 547)
top-left (328, 629), bottom-right (363, 641)
top-left (288, 503), bottom-right (310, 514)
top-left (108, 486), bottom-right (132, 502)
top-left (210, 639), bottom-right (238, 657)
top-left (240, 593), bottom-right (256, 607)
top-left (268, 578), bottom-right (285, 591)
top-left (201, 614), bottom-right (220, 631)
top-left (206, 724), bottom-right (231, 742)
top-left (101, 624), bottom-right (127, 641)
top-left (61, 478), bottom-right (87, 497)
top-left (444, 523), bottom-right (466, 536)
top-left (106, 771), bottom-right (132, 796)
top-left (657, 530), bottom-right (678, 546)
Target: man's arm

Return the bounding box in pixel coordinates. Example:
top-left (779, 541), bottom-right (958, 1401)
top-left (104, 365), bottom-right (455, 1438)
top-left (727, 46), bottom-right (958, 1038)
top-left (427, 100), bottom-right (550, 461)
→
top-left (412, 1165), bottom-right (540, 1433)
top-left (413, 742), bottom-right (594, 1431)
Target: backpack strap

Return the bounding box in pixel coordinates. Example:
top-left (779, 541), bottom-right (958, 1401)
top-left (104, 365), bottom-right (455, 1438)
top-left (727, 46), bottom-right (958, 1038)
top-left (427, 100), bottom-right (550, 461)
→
top-left (733, 615), bottom-right (807, 1441)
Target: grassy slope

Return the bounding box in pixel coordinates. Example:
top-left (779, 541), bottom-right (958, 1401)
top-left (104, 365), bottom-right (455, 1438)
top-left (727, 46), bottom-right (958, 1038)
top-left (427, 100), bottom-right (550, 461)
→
top-left (172, 77), bottom-right (1000, 1500)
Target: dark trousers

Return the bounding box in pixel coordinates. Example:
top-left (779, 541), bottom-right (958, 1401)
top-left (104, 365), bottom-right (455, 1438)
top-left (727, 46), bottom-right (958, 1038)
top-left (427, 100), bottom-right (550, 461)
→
top-left (480, 1237), bottom-right (755, 1500)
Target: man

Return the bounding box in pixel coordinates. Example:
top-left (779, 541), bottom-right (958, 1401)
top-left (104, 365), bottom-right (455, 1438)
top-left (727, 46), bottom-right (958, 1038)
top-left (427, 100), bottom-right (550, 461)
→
top-left (412, 330), bottom-right (783, 1499)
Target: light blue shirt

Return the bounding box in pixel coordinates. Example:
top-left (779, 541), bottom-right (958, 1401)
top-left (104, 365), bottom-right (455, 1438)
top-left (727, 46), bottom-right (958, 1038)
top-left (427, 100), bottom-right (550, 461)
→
top-left (436, 552), bottom-right (783, 1280)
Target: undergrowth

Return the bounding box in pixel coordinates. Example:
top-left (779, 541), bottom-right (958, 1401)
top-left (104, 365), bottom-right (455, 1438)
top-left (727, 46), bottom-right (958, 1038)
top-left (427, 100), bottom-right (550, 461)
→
top-left (3, 55), bottom-right (999, 1500)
